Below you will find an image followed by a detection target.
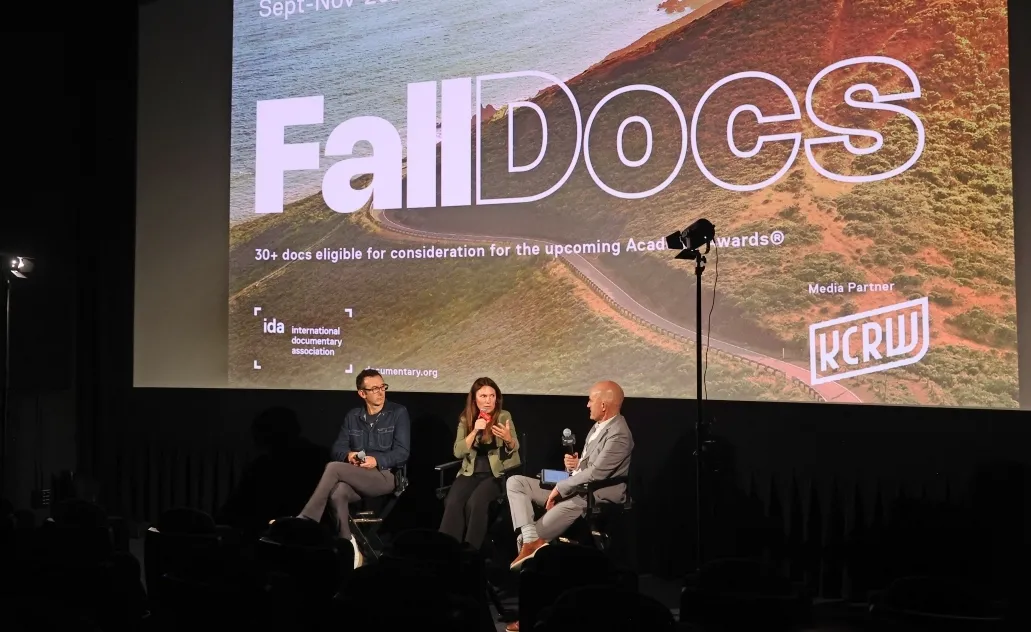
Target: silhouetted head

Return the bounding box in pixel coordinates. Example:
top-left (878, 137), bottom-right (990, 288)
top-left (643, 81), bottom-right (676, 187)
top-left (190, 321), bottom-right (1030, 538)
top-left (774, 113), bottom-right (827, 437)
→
top-left (252, 407), bottom-right (301, 450)
top-left (50, 498), bottom-right (109, 529)
top-left (587, 380), bottom-right (624, 422)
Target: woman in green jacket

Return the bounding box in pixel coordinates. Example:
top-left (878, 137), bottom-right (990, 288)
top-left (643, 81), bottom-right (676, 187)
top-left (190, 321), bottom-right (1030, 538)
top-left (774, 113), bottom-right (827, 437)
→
top-left (439, 376), bottom-right (520, 549)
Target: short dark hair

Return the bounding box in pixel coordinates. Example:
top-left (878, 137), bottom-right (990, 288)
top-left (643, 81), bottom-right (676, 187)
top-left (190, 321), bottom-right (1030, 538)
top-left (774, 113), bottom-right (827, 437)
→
top-left (356, 368), bottom-right (382, 390)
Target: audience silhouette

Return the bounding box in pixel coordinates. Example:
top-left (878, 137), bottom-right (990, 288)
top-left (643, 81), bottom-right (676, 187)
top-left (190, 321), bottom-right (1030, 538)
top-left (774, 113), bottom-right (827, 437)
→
top-left (217, 407), bottom-right (329, 535)
top-left (0, 412), bottom-right (1027, 632)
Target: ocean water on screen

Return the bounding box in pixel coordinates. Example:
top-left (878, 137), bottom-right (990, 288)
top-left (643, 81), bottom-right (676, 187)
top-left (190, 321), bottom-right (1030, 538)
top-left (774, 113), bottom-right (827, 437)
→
top-left (229, 0), bottom-right (683, 224)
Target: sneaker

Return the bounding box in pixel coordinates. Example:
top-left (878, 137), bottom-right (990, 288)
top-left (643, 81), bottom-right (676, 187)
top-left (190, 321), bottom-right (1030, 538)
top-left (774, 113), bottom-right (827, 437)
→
top-left (350, 535), bottom-right (363, 569)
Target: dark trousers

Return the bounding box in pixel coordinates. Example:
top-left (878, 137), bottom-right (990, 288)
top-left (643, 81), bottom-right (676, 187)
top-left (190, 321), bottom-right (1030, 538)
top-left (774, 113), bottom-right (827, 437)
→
top-left (299, 461), bottom-right (395, 539)
top-left (439, 473), bottom-right (502, 549)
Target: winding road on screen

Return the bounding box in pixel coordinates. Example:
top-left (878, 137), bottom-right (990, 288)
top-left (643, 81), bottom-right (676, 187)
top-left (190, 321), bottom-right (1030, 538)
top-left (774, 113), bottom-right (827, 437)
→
top-left (373, 207), bottom-right (861, 404)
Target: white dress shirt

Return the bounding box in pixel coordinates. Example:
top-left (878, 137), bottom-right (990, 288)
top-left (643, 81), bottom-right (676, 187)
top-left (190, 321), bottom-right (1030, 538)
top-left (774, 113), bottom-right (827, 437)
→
top-left (572, 415), bottom-right (616, 475)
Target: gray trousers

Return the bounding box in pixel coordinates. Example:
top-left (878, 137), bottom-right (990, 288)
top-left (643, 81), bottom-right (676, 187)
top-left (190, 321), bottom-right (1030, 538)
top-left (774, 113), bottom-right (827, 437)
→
top-left (300, 461), bottom-right (395, 539)
top-left (506, 474), bottom-right (586, 542)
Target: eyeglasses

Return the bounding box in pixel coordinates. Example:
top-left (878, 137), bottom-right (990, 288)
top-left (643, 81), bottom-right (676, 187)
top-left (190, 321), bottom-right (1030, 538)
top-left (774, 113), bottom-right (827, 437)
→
top-left (362, 384), bottom-right (389, 394)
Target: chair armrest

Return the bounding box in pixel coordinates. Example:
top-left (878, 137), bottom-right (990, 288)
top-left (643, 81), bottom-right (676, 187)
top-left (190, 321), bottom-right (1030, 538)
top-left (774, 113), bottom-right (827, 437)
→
top-left (435, 459), bottom-right (463, 496)
top-left (582, 476), bottom-right (630, 512)
top-left (500, 463), bottom-right (524, 479)
top-left (582, 476), bottom-right (628, 492)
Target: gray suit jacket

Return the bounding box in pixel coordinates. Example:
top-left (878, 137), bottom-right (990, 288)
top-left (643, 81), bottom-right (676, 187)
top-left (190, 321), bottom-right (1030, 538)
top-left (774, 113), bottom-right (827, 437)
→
top-left (555, 415), bottom-right (634, 505)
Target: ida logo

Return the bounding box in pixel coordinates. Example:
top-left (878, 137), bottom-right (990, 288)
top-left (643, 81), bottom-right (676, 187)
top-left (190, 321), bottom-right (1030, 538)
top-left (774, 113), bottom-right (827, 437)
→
top-left (809, 297), bottom-right (930, 385)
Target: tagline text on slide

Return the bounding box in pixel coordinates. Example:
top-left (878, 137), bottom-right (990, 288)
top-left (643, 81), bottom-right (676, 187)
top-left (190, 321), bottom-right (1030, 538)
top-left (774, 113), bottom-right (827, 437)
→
top-left (252, 232), bottom-right (787, 264)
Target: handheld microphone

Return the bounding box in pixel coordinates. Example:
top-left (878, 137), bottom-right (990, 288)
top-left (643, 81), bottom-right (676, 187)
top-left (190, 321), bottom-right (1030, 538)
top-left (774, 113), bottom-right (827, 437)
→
top-left (474, 410), bottom-right (490, 441)
top-left (355, 450), bottom-right (367, 464)
top-left (561, 428), bottom-right (577, 455)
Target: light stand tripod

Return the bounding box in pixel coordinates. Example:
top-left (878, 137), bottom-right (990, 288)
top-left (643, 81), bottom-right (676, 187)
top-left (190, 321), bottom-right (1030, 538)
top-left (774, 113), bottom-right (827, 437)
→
top-left (679, 244), bottom-right (711, 572)
top-left (666, 218), bottom-right (716, 573)
top-left (0, 255), bottom-right (32, 498)
top-left (1, 273), bottom-right (10, 497)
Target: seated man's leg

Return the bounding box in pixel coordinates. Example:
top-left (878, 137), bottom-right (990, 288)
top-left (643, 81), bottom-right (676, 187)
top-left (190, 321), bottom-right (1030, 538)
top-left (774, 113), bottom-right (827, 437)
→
top-left (329, 481), bottom-right (363, 568)
top-left (506, 475), bottom-right (550, 532)
top-left (535, 495), bottom-right (586, 542)
top-left (298, 461), bottom-right (352, 521)
top-left (329, 482), bottom-right (360, 539)
top-left (323, 466), bottom-right (395, 569)
top-left (506, 475), bottom-right (551, 569)
top-left (299, 462), bottom-right (395, 524)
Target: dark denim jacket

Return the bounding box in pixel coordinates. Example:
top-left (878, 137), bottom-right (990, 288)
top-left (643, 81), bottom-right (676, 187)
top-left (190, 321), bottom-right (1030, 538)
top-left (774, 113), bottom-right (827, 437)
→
top-left (330, 400), bottom-right (411, 470)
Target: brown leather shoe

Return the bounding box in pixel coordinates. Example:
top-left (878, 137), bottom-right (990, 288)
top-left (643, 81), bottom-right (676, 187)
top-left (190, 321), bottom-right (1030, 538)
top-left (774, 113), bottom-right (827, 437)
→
top-left (509, 539), bottom-right (547, 570)
top-left (505, 622), bottom-right (519, 631)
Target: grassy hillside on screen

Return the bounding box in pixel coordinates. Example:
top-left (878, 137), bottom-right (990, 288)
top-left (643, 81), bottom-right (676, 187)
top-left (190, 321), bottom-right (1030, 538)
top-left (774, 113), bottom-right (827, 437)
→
top-left (229, 203), bottom-right (812, 401)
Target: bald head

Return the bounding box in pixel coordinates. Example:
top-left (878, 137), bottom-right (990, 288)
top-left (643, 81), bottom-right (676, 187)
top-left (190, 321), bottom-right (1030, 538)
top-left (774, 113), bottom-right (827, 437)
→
top-left (587, 380), bottom-right (624, 422)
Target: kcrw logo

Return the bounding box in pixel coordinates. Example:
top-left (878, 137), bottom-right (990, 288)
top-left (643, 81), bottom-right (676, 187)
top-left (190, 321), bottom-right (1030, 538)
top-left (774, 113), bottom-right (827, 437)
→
top-left (809, 297), bottom-right (930, 385)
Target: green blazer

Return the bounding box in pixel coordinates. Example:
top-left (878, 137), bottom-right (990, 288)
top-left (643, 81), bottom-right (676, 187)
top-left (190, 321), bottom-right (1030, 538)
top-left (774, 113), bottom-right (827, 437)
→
top-left (452, 409), bottom-right (521, 478)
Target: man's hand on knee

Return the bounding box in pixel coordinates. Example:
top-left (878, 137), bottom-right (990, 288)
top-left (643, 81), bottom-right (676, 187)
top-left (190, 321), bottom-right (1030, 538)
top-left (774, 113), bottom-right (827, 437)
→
top-left (545, 488), bottom-right (561, 511)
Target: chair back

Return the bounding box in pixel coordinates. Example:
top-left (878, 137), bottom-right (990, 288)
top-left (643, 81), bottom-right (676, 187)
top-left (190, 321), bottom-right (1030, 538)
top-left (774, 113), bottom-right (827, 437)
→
top-left (145, 508), bottom-right (223, 606)
top-left (157, 507), bottom-right (216, 534)
top-left (264, 516), bottom-right (331, 548)
top-left (381, 529), bottom-right (488, 606)
top-left (540, 585), bottom-right (676, 631)
top-left (338, 564), bottom-right (484, 631)
top-left (389, 527), bottom-right (465, 560)
top-left (518, 544), bottom-right (619, 630)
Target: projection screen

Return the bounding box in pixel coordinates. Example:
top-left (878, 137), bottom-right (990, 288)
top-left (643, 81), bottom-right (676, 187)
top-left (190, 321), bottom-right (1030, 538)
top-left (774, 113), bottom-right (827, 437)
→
top-left (136, 0), bottom-right (1027, 409)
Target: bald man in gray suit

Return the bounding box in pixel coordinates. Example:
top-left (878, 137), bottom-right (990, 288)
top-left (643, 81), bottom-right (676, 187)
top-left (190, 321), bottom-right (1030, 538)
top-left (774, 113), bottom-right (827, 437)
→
top-left (505, 380), bottom-right (634, 572)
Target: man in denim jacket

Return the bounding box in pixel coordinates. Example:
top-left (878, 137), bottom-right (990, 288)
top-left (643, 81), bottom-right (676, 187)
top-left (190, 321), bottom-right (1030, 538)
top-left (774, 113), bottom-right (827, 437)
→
top-left (297, 369), bottom-right (410, 565)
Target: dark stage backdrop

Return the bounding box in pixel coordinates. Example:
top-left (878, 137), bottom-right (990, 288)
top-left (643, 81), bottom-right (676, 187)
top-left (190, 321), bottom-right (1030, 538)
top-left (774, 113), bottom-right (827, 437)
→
top-left (1, 1), bottom-right (1030, 599)
top-left (93, 387), bottom-right (1030, 584)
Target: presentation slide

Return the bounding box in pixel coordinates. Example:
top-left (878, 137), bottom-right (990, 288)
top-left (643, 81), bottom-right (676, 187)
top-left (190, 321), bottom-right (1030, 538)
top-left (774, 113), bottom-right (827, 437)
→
top-left (226, 0), bottom-right (1018, 407)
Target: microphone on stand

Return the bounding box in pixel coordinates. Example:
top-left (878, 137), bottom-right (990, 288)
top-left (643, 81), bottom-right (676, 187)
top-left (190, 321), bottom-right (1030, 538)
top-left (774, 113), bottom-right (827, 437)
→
top-left (561, 428), bottom-right (577, 455)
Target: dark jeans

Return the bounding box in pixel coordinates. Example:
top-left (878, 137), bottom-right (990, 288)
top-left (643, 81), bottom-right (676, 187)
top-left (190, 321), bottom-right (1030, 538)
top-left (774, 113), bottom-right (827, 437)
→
top-left (299, 461), bottom-right (395, 539)
top-left (439, 473), bottom-right (502, 549)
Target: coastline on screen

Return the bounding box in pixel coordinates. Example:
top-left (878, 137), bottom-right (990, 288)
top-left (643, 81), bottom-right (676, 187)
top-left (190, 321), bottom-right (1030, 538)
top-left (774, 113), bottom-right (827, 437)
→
top-left (228, 0), bottom-right (1017, 409)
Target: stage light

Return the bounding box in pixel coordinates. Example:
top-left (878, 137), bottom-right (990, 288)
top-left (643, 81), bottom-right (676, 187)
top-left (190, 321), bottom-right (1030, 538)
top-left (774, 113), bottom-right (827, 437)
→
top-left (5, 256), bottom-right (33, 279)
top-left (666, 218), bottom-right (716, 258)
